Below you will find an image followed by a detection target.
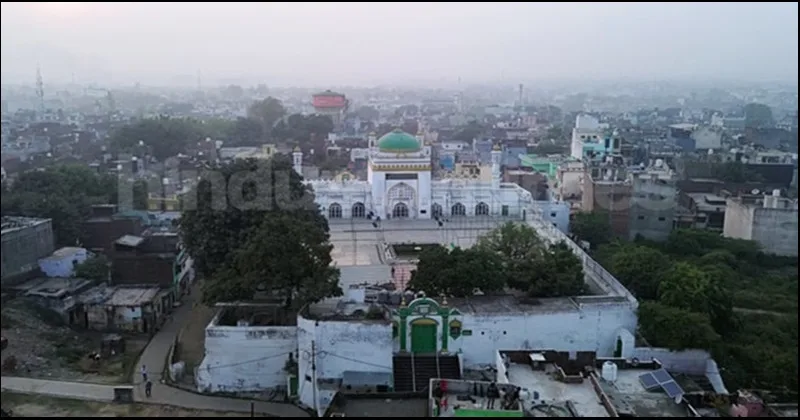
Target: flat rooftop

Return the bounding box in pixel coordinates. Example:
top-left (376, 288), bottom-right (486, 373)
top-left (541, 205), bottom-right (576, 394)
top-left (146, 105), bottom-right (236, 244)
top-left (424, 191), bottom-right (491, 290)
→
top-left (686, 193), bottom-right (727, 212)
top-left (329, 397), bottom-right (428, 417)
top-left (13, 277), bottom-right (93, 299)
top-left (506, 362), bottom-right (610, 417)
top-left (1, 216), bottom-right (50, 235)
top-left (599, 368), bottom-right (691, 417)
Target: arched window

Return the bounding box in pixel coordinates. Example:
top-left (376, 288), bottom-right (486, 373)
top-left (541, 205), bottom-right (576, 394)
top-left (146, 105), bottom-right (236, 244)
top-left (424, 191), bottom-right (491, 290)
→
top-left (328, 203), bottom-right (342, 219)
top-left (351, 202), bottom-right (366, 218)
top-left (475, 202), bottom-right (489, 216)
top-left (431, 203), bottom-right (443, 218)
top-left (393, 202), bottom-right (410, 219)
top-left (451, 203), bottom-right (466, 216)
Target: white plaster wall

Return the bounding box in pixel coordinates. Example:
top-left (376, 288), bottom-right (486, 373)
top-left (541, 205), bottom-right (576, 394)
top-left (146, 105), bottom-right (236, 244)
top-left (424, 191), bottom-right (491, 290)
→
top-left (196, 325), bottom-right (297, 393)
top-left (450, 302), bottom-right (637, 368)
top-left (297, 316), bottom-right (393, 413)
top-left (38, 248), bottom-right (90, 278)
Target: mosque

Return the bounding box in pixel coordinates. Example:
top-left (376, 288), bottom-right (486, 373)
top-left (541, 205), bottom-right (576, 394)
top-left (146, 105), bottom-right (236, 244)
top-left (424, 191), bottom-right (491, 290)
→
top-left (295, 129), bottom-right (535, 220)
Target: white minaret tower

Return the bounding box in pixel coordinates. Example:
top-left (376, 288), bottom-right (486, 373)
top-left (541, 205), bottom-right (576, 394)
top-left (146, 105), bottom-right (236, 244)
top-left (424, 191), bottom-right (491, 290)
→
top-left (491, 144), bottom-right (502, 188)
top-left (292, 147), bottom-right (303, 176)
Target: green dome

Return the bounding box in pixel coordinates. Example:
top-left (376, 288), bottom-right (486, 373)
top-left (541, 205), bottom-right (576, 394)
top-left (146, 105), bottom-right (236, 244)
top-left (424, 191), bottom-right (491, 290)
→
top-left (378, 129), bottom-right (420, 153)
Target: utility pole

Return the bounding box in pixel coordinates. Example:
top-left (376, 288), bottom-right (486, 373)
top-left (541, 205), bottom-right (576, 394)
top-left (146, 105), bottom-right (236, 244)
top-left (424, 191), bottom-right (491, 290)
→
top-left (311, 340), bottom-right (318, 415)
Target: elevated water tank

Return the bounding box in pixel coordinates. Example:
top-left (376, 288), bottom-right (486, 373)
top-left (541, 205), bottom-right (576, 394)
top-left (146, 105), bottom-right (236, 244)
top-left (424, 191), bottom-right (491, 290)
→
top-left (601, 361), bottom-right (618, 382)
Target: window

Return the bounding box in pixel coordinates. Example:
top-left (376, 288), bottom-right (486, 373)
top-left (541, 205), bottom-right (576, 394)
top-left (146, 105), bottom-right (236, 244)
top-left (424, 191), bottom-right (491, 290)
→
top-left (550, 212), bottom-right (557, 218)
top-left (637, 215), bottom-right (645, 220)
top-left (658, 217), bottom-right (666, 222)
top-left (501, 205), bottom-right (509, 216)
top-left (392, 322), bottom-right (399, 338)
top-left (449, 320), bottom-right (462, 339)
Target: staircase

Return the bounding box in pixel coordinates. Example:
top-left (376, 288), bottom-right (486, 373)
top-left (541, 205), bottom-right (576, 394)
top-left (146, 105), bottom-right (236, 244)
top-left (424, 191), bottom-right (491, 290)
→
top-left (392, 353), bottom-right (461, 392)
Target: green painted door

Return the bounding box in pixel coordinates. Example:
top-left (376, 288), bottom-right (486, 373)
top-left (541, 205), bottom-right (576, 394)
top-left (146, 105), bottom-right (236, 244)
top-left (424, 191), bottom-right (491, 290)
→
top-left (411, 323), bottom-right (437, 353)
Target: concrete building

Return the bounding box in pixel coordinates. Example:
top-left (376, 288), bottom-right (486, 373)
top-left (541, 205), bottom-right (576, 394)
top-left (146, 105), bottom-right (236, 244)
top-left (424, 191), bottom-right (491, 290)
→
top-left (723, 191), bottom-right (799, 257)
top-left (37, 247), bottom-right (91, 278)
top-left (570, 114), bottom-right (619, 160)
top-left (676, 193), bottom-right (727, 231)
top-left (1, 217), bottom-right (54, 285)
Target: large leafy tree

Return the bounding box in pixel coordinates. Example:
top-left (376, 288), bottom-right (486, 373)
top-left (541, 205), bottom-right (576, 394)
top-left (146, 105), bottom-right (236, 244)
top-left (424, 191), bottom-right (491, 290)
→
top-left (247, 97), bottom-right (287, 137)
top-left (204, 213), bottom-right (341, 309)
top-left (180, 154), bottom-right (338, 307)
top-left (2, 165), bottom-right (120, 246)
top-left (637, 301), bottom-right (720, 350)
top-left (570, 211), bottom-right (612, 249)
top-left (529, 242), bottom-right (586, 297)
top-left (108, 116), bottom-right (209, 161)
top-left (408, 246), bottom-right (505, 297)
top-left (610, 245), bottom-right (669, 300)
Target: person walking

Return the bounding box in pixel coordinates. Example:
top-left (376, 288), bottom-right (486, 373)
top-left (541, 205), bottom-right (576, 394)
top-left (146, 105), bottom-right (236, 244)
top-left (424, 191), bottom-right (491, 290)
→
top-left (145, 380), bottom-right (153, 398)
top-left (140, 365), bottom-right (148, 383)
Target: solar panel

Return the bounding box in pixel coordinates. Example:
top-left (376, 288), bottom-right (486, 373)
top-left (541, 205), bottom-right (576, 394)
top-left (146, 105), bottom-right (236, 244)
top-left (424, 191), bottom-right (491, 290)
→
top-left (638, 373), bottom-right (660, 390)
top-left (661, 380), bottom-right (684, 398)
top-left (652, 368), bottom-right (672, 384)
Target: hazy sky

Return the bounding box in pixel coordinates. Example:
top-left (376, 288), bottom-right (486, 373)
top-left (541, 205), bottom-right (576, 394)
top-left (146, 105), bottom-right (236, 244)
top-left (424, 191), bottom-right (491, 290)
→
top-left (1, 2), bottom-right (798, 87)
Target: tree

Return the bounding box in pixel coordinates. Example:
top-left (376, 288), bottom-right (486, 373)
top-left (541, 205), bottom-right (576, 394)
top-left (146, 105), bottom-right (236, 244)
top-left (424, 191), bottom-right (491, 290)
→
top-left (203, 212), bottom-right (341, 309)
top-left (658, 262), bottom-right (734, 333)
top-left (570, 211), bottom-right (612, 249)
top-left (108, 116), bottom-right (210, 161)
top-left (408, 246), bottom-right (505, 298)
top-left (355, 106), bottom-right (380, 121)
top-left (610, 245), bottom-right (669, 300)
top-left (2, 165), bottom-right (118, 246)
top-left (247, 97), bottom-right (286, 137)
top-left (637, 301), bottom-right (720, 350)
top-left (528, 242), bottom-right (586, 297)
top-left (74, 255), bottom-right (110, 282)
top-left (227, 117), bottom-right (265, 146)
top-left (743, 103), bottom-right (774, 129)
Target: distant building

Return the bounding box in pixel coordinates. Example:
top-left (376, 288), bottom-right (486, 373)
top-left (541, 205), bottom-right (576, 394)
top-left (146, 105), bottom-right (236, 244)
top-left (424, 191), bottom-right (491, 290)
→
top-left (723, 191), bottom-right (798, 257)
top-left (1, 217), bottom-right (54, 285)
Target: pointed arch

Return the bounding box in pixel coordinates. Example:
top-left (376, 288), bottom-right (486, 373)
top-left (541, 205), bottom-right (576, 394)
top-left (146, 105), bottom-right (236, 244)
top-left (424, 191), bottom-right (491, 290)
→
top-left (475, 202), bottom-right (489, 216)
top-left (351, 202), bottom-right (366, 218)
top-left (328, 203), bottom-right (342, 219)
top-left (431, 203), bottom-right (443, 218)
top-left (393, 202), bottom-right (410, 219)
top-left (451, 202), bottom-right (466, 216)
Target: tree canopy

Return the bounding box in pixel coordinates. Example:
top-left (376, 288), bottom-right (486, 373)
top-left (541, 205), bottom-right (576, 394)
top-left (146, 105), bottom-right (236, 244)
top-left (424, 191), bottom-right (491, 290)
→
top-left (743, 102), bottom-right (774, 129)
top-left (1, 165), bottom-right (139, 246)
top-left (247, 97), bottom-right (287, 137)
top-left (179, 155), bottom-right (341, 308)
top-left (408, 222), bottom-right (585, 298)
top-left (108, 116), bottom-right (209, 161)
top-left (596, 228), bottom-right (797, 395)
top-left (570, 211), bottom-right (612, 249)
top-left (74, 255), bottom-right (110, 283)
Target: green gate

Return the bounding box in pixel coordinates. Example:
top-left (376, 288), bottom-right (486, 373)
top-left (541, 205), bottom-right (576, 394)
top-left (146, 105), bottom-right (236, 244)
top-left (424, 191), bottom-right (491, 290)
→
top-left (411, 319), bottom-right (437, 353)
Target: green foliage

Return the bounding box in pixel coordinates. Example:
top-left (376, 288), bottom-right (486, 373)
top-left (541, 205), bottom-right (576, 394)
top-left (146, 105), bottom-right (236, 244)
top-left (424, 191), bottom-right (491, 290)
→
top-left (610, 245), bottom-right (668, 300)
top-left (599, 228), bottom-right (797, 394)
top-left (108, 116), bottom-right (209, 161)
top-left (409, 223), bottom-right (585, 298)
top-left (570, 211), bottom-right (612, 249)
top-left (637, 301), bottom-right (720, 350)
top-left (74, 255), bottom-right (110, 283)
top-left (179, 155), bottom-right (340, 309)
top-left (247, 97), bottom-right (287, 136)
top-left (743, 102), bottom-right (774, 129)
top-left (1, 165), bottom-right (120, 246)
top-left (408, 246), bottom-right (505, 297)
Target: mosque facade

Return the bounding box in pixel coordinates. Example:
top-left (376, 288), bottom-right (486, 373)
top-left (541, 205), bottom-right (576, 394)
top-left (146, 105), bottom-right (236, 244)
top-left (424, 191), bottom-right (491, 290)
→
top-left (297, 129), bottom-right (535, 220)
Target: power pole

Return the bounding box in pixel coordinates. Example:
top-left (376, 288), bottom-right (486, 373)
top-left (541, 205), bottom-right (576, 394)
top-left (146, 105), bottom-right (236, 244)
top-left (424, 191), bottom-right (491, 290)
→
top-left (311, 340), bottom-right (318, 415)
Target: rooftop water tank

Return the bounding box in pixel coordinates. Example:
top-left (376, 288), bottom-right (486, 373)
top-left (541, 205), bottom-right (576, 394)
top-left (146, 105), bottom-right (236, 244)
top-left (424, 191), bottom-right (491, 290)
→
top-left (602, 361), bottom-right (618, 382)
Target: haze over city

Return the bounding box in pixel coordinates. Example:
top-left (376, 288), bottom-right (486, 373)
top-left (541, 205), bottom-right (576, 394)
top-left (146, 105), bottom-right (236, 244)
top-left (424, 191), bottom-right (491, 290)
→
top-left (1, 2), bottom-right (798, 87)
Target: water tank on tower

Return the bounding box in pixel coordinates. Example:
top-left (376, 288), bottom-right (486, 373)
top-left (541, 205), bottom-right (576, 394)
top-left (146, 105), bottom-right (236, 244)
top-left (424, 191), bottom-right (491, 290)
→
top-left (602, 361), bottom-right (618, 382)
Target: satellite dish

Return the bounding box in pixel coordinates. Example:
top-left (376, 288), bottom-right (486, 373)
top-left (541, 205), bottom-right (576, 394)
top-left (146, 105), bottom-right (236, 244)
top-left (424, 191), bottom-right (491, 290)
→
top-left (751, 189), bottom-right (760, 195)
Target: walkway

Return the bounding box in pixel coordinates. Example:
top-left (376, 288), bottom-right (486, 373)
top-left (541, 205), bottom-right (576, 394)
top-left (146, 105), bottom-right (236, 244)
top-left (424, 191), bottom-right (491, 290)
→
top-left (131, 289), bottom-right (310, 417)
top-left (2, 288), bottom-right (309, 417)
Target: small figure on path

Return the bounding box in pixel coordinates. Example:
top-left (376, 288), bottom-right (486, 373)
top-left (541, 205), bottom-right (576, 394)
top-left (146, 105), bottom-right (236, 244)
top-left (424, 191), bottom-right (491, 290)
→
top-left (145, 380), bottom-right (153, 397)
top-left (141, 365), bottom-right (148, 383)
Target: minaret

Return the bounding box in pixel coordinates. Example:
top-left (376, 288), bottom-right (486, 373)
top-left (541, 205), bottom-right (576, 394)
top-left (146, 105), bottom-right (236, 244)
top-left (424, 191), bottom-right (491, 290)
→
top-left (292, 147), bottom-right (303, 176)
top-left (491, 144), bottom-right (502, 189)
top-left (35, 65), bottom-right (45, 120)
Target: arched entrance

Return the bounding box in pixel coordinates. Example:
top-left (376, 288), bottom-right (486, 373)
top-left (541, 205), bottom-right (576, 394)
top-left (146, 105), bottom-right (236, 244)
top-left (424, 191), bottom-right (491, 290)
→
top-left (475, 202), bottom-right (489, 216)
top-left (431, 203), bottom-right (443, 218)
top-left (393, 202), bottom-right (409, 219)
top-left (410, 318), bottom-right (438, 353)
top-left (451, 202), bottom-right (466, 216)
top-left (351, 202), bottom-right (366, 218)
top-left (328, 203), bottom-right (342, 219)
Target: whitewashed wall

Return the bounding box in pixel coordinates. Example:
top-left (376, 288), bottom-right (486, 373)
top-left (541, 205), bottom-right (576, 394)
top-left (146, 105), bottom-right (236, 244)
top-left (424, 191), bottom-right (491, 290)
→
top-left (196, 324), bottom-right (297, 393)
top-left (451, 301), bottom-right (637, 368)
